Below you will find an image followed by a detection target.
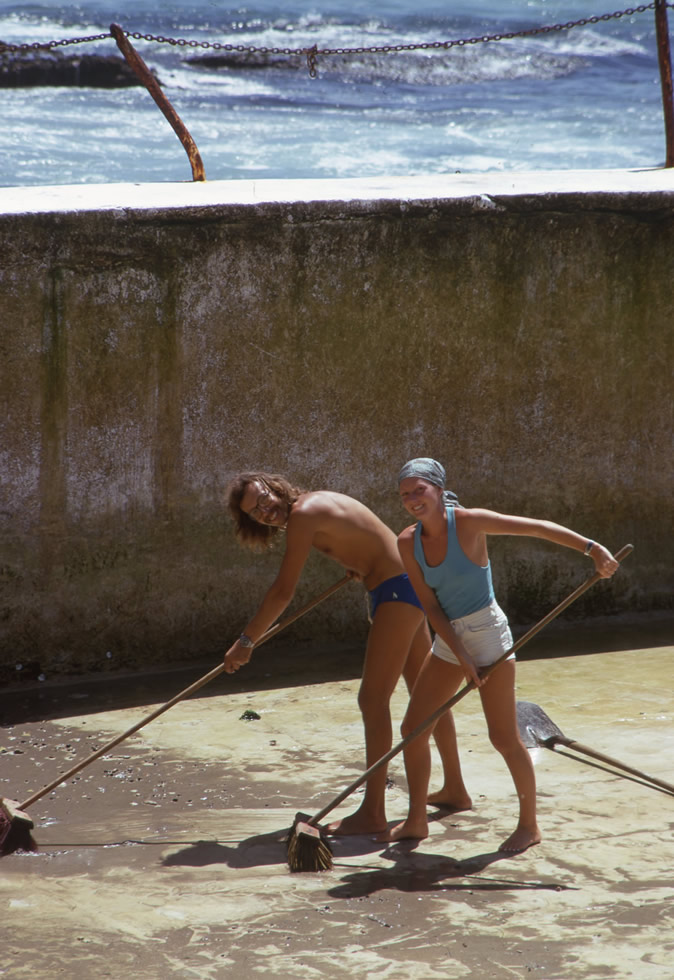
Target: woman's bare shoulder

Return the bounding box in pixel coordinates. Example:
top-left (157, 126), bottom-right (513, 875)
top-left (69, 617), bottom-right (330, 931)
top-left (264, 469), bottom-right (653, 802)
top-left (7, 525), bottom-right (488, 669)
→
top-left (398, 523), bottom-right (417, 545)
top-left (455, 506), bottom-right (508, 526)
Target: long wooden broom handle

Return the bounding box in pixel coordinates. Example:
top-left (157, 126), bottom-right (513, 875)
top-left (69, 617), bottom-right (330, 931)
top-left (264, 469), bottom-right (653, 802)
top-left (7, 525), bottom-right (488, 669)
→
top-left (20, 575), bottom-right (351, 811)
top-left (551, 737), bottom-right (674, 795)
top-left (308, 544), bottom-right (634, 826)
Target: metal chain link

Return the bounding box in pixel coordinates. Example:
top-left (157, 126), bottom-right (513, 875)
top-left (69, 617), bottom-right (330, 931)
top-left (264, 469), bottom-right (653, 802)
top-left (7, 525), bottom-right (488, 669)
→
top-left (0, 32), bottom-right (112, 53)
top-left (0, 3), bottom-right (670, 79)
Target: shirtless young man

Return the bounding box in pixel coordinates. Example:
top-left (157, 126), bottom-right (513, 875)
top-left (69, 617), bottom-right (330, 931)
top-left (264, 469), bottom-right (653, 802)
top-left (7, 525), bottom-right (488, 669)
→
top-left (223, 471), bottom-right (461, 837)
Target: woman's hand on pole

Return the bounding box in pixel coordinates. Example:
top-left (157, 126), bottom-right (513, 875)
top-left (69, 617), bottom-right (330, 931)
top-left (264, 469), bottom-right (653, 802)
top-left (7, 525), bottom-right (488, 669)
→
top-left (462, 657), bottom-right (484, 689)
top-left (448, 640), bottom-right (483, 688)
top-left (590, 543), bottom-right (620, 578)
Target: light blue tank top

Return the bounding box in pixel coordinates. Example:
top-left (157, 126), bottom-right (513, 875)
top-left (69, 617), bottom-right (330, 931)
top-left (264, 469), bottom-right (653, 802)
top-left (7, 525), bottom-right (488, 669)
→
top-left (413, 506), bottom-right (494, 620)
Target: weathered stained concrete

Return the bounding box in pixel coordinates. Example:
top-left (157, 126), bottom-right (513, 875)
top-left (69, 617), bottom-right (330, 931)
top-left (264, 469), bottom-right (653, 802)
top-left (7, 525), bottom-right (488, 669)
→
top-left (0, 171), bottom-right (672, 676)
top-left (1, 639), bottom-right (672, 979)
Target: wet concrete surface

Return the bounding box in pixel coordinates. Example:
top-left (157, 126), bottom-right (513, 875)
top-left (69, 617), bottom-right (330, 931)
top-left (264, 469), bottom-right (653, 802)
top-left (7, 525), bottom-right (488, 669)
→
top-left (1, 622), bottom-right (672, 980)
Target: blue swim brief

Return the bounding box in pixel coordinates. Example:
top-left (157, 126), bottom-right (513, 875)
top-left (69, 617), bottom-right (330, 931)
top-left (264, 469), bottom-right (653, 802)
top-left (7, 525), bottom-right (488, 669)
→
top-left (367, 573), bottom-right (423, 620)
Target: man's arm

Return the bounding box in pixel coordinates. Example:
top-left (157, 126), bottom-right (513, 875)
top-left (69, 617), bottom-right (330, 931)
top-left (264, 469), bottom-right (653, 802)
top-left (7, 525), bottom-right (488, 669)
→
top-left (223, 508), bottom-right (317, 673)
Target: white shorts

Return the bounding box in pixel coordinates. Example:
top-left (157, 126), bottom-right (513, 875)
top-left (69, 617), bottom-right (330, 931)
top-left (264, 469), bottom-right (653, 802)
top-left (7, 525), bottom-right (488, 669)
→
top-left (432, 600), bottom-right (514, 668)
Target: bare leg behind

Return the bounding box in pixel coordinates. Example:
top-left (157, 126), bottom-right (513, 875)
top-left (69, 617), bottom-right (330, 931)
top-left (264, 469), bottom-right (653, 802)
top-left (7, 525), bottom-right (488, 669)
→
top-left (327, 602), bottom-right (425, 836)
top-left (381, 655), bottom-right (467, 842)
top-left (479, 660), bottom-right (542, 853)
top-left (401, 623), bottom-right (472, 811)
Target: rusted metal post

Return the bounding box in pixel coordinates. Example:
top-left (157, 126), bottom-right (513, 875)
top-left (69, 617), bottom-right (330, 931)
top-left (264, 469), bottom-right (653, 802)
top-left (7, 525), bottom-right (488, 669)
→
top-left (654, 0), bottom-right (674, 166)
top-left (110, 23), bottom-right (206, 181)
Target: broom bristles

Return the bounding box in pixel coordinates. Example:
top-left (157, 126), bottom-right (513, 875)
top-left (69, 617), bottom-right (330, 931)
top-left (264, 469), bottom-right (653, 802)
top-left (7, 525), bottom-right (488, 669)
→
top-left (0, 799), bottom-right (38, 856)
top-left (286, 812), bottom-right (333, 873)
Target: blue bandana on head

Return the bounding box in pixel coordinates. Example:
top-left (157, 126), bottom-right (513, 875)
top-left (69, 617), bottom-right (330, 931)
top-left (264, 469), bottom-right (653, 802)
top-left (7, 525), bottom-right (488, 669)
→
top-left (398, 457), bottom-right (446, 488)
top-left (397, 457), bottom-right (461, 508)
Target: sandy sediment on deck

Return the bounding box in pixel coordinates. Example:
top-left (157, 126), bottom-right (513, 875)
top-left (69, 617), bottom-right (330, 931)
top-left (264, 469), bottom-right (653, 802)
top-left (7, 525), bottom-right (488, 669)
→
top-left (1, 644), bottom-right (673, 979)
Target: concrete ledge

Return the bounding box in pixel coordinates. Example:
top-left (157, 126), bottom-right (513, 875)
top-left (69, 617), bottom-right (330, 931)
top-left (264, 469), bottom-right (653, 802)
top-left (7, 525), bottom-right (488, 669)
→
top-left (1, 167), bottom-right (673, 215)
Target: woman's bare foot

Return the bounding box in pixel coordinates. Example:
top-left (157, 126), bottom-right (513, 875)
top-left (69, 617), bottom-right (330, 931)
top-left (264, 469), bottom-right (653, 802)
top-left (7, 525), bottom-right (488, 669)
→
top-left (377, 817), bottom-right (429, 843)
top-left (326, 809), bottom-right (387, 836)
top-left (427, 788), bottom-right (473, 811)
top-left (498, 825), bottom-right (542, 853)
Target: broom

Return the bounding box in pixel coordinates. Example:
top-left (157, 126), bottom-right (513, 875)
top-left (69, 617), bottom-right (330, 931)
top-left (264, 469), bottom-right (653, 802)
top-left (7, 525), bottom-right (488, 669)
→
top-left (0, 575), bottom-right (350, 856)
top-left (287, 543), bottom-right (633, 872)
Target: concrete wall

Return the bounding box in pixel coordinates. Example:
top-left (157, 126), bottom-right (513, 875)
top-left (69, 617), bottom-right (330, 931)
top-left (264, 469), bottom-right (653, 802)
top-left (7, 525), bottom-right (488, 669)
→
top-left (0, 172), bottom-right (672, 680)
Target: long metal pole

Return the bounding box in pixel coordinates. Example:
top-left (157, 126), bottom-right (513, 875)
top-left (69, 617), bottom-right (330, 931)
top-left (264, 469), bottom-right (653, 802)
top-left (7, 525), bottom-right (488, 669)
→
top-left (655, 0), bottom-right (674, 166)
top-left (110, 23), bottom-right (206, 181)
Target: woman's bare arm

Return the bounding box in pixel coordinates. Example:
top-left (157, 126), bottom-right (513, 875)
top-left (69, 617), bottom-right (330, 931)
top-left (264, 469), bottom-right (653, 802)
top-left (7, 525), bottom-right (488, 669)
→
top-left (457, 509), bottom-right (619, 578)
top-left (397, 528), bottom-right (483, 687)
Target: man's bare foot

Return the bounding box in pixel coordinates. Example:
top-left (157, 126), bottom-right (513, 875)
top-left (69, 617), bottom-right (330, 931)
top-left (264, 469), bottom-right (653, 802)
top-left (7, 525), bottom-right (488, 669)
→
top-left (498, 825), bottom-right (542, 853)
top-left (377, 817), bottom-right (429, 843)
top-left (326, 811), bottom-right (387, 836)
top-left (427, 788), bottom-right (473, 811)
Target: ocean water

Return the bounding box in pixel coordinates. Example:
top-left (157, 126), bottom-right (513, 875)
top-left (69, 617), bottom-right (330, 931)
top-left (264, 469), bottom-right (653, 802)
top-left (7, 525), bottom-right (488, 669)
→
top-left (0, 0), bottom-right (670, 187)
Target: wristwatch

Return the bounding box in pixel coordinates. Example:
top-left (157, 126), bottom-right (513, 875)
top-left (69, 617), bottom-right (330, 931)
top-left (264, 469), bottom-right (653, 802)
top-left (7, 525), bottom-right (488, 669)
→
top-left (239, 633), bottom-right (255, 647)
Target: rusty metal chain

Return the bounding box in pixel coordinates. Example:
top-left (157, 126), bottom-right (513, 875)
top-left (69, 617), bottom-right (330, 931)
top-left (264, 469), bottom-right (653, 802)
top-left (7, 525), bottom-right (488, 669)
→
top-left (0, 32), bottom-right (112, 53)
top-left (0, 3), bottom-right (670, 79)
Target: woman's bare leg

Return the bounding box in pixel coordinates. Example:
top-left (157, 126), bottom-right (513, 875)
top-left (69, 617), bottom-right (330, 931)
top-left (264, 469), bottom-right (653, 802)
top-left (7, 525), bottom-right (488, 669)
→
top-left (401, 623), bottom-right (472, 810)
top-left (479, 661), bottom-right (542, 853)
top-left (381, 655), bottom-right (466, 842)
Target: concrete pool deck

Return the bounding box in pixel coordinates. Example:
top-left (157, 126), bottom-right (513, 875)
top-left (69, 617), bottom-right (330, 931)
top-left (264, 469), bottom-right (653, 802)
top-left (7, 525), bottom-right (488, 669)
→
top-left (1, 629), bottom-right (673, 979)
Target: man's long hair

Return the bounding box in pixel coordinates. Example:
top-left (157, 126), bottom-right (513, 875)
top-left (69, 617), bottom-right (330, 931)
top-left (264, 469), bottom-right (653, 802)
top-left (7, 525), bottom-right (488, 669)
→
top-left (226, 471), bottom-right (305, 550)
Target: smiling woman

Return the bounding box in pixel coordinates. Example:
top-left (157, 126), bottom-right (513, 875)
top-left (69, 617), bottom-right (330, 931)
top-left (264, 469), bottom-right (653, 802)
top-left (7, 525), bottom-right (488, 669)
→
top-left (386, 454), bottom-right (621, 852)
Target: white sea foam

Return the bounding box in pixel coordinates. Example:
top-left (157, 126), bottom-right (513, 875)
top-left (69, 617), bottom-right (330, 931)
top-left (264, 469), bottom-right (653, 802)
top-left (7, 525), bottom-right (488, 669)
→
top-left (0, 1), bottom-right (667, 186)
